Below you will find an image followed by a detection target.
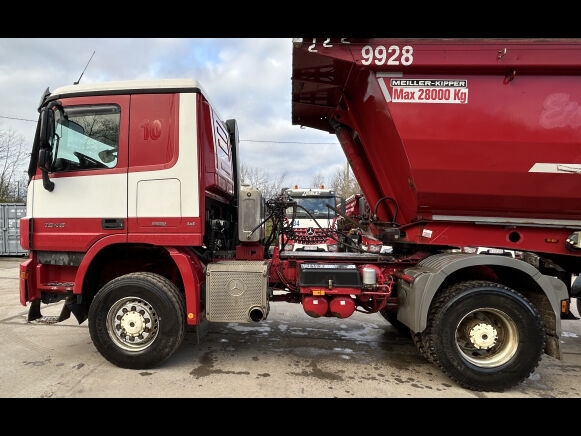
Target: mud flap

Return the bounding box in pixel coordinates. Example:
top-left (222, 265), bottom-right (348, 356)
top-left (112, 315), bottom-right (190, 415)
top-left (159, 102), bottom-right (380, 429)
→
top-left (545, 332), bottom-right (561, 360)
top-left (27, 295), bottom-right (88, 325)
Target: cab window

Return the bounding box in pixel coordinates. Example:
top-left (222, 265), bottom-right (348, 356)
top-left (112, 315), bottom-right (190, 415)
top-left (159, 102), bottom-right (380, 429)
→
top-left (52, 104), bottom-right (120, 172)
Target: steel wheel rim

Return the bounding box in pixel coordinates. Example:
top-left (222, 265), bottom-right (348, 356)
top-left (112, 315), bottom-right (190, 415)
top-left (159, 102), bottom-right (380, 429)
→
top-left (455, 307), bottom-right (519, 368)
top-left (106, 296), bottom-right (160, 352)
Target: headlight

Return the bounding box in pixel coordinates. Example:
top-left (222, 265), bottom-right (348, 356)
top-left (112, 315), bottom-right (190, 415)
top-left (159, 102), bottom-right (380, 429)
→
top-left (328, 244), bottom-right (339, 252)
top-left (368, 244), bottom-right (381, 253)
top-left (283, 243), bottom-right (294, 251)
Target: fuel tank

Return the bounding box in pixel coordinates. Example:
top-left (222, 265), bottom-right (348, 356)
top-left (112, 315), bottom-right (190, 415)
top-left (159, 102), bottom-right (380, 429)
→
top-left (292, 39), bottom-right (581, 226)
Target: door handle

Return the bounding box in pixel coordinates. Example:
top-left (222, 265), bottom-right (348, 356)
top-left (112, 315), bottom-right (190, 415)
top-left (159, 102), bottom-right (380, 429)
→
top-left (102, 218), bottom-right (124, 230)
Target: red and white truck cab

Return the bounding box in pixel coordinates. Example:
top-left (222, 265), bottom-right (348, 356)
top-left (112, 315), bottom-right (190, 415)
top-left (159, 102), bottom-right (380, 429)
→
top-left (21, 79), bottom-right (239, 334)
top-left (281, 186), bottom-right (339, 252)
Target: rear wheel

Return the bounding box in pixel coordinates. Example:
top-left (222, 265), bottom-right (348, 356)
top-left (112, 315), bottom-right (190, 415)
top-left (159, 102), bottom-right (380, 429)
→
top-left (412, 332), bottom-right (434, 363)
top-left (88, 272), bottom-right (186, 369)
top-left (425, 280), bottom-right (545, 391)
top-left (379, 309), bottom-right (410, 335)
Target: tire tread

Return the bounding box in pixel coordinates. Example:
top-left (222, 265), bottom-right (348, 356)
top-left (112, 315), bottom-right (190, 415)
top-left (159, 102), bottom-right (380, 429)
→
top-left (424, 280), bottom-right (545, 391)
top-left (89, 272), bottom-right (187, 369)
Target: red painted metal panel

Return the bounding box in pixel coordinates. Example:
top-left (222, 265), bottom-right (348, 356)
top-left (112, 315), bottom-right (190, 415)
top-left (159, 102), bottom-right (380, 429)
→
top-left (401, 221), bottom-right (577, 257)
top-left (165, 247), bottom-right (205, 325)
top-left (126, 232), bottom-right (203, 246)
top-left (127, 217), bottom-right (202, 235)
top-left (384, 73), bottom-right (581, 221)
top-left (35, 264), bottom-right (76, 289)
top-left (197, 95), bottom-right (234, 199)
top-left (292, 38), bottom-right (581, 255)
top-left (128, 93), bottom-right (179, 172)
top-left (73, 234), bottom-right (127, 294)
top-left (20, 218), bottom-right (30, 250)
top-left (31, 218), bottom-right (126, 252)
top-left (19, 258), bottom-right (34, 305)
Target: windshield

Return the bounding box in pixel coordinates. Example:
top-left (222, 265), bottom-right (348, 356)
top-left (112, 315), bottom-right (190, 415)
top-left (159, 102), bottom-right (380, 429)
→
top-left (51, 104), bottom-right (120, 172)
top-left (286, 196), bottom-right (336, 219)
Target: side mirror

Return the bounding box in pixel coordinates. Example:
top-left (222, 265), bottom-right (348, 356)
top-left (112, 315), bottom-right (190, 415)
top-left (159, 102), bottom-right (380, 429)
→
top-left (98, 149), bottom-right (116, 163)
top-left (37, 100), bottom-right (62, 192)
top-left (38, 105), bottom-right (54, 151)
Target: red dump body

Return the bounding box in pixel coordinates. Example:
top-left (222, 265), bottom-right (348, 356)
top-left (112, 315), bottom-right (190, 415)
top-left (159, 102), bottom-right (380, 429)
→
top-left (292, 38), bottom-right (581, 257)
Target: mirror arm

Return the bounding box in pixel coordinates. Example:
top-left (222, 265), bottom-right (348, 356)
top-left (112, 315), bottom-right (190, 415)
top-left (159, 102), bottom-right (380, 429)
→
top-left (40, 163), bottom-right (55, 192)
top-left (38, 100), bottom-right (62, 192)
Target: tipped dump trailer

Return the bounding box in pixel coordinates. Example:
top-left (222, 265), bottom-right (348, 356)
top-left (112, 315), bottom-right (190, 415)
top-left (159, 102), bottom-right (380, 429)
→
top-left (18, 39), bottom-right (581, 392)
top-left (292, 38), bottom-right (581, 252)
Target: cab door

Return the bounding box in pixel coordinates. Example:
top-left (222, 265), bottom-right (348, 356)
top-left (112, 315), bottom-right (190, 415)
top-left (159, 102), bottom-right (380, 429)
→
top-left (30, 95), bottom-right (129, 252)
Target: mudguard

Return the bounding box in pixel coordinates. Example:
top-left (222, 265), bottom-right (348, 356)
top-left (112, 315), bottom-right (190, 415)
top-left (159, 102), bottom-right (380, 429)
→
top-left (396, 253), bottom-right (569, 335)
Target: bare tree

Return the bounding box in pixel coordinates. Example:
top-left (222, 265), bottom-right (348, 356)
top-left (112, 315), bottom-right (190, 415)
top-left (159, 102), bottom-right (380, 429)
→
top-left (0, 128), bottom-right (28, 202)
top-left (311, 172), bottom-right (326, 188)
top-left (240, 163), bottom-right (288, 200)
top-left (73, 112), bottom-right (120, 148)
top-left (329, 161), bottom-right (361, 199)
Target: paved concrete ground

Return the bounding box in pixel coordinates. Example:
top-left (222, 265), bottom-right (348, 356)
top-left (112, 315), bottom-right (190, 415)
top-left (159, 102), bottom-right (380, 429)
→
top-left (1, 256), bottom-right (580, 398)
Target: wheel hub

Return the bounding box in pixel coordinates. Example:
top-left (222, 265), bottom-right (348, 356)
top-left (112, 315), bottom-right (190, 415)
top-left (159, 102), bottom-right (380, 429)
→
top-left (107, 298), bottom-right (159, 351)
top-left (455, 307), bottom-right (519, 368)
top-left (120, 311), bottom-right (146, 337)
top-left (469, 322), bottom-right (498, 350)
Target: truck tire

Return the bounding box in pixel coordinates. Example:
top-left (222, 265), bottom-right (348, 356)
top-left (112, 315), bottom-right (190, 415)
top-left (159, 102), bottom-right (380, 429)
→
top-left (424, 280), bottom-right (545, 391)
top-left (88, 272), bottom-right (186, 369)
top-left (379, 309), bottom-right (410, 335)
top-left (412, 332), bottom-right (434, 363)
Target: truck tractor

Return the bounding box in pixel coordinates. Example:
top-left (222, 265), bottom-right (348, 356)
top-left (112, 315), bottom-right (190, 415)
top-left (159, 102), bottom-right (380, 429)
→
top-left (280, 186), bottom-right (339, 252)
top-left (19, 38), bottom-right (581, 391)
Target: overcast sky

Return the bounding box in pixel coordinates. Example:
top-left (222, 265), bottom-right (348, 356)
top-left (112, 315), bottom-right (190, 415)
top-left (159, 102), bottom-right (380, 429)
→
top-left (0, 38), bottom-right (345, 187)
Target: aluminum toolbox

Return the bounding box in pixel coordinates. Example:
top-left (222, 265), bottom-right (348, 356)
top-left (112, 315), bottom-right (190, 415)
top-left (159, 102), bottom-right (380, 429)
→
top-left (205, 260), bottom-right (270, 322)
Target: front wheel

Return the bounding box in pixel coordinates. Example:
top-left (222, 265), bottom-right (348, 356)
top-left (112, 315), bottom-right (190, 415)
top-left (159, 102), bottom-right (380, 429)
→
top-left (88, 272), bottom-right (186, 369)
top-left (424, 280), bottom-right (545, 391)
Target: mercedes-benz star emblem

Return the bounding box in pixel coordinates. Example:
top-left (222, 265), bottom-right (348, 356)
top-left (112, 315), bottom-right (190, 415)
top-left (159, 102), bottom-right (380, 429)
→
top-left (306, 227), bottom-right (315, 236)
top-left (227, 278), bottom-right (245, 297)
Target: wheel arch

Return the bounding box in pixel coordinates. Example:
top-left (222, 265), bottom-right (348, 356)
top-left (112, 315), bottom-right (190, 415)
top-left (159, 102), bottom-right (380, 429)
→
top-left (397, 253), bottom-right (568, 358)
top-left (79, 243), bottom-right (184, 305)
top-left (76, 241), bottom-right (205, 326)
